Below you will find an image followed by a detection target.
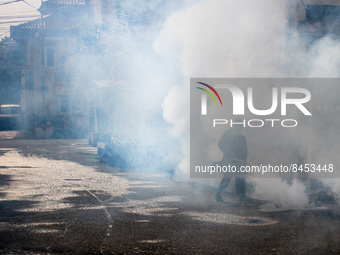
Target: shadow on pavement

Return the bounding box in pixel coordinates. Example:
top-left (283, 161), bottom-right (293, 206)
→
top-left (0, 200), bottom-right (39, 218)
top-left (0, 139), bottom-right (171, 177)
top-left (1, 138), bottom-right (340, 254)
top-left (58, 182), bottom-right (340, 254)
top-left (0, 174), bottom-right (11, 198)
top-left (0, 174), bottom-right (11, 186)
top-left (0, 149), bottom-right (10, 157)
top-left (0, 204), bottom-right (108, 254)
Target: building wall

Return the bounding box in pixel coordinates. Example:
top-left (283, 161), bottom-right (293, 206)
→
top-left (26, 37), bottom-right (42, 116)
top-left (91, 0), bottom-right (117, 25)
top-left (290, 0), bottom-right (340, 25)
top-left (21, 31), bottom-right (90, 136)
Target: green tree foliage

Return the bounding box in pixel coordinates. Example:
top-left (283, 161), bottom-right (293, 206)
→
top-left (0, 37), bottom-right (25, 105)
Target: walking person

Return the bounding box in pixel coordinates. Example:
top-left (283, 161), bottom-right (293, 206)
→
top-left (215, 120), bottom-right (248, 203)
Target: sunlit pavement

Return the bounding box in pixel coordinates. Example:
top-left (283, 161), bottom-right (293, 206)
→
top-left (0, 133), bottom-right (340, 254)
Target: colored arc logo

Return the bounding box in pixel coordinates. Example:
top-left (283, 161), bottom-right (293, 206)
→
top-left (196, 82), bottom-right (223, 106)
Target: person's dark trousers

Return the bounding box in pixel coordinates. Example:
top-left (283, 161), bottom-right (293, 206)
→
top-left (235, 178), bottom-right (246, 197)
top-left (216, 177), bottom-right (231, 199)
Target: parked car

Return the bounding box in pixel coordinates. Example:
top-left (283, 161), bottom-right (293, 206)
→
top-left (0, 104), bottom-right (21, 130)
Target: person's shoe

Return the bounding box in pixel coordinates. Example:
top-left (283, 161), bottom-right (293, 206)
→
top-left (238, 196), bottom-right (251, 206)
top-left (237, 194), bottom-right (247, 201)
top-left (215, 193), bottom-right (224, 203)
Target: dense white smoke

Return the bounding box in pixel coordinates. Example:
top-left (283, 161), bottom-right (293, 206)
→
top-left (63, 1), bottom-right (195, 170)
top-left (64, 0), bottom-right (340, 206)
top-left (157, 0), bottom-right (287, 179)
top-left (308, 36), bottom-right (340, 77)
top-left (156, 0), bottom-right (340, 206)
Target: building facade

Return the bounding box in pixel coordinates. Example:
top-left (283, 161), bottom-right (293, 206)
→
top-left (10, 0), bottom-right (340, 139)
top-left (10, 0), bottom-right (114, 138)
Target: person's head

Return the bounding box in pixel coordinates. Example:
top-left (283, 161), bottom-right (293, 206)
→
top-left (232, 118), bottom-right (244, 134)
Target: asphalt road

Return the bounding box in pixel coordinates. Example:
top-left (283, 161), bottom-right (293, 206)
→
top-left (0, 132), bottom-right (340, 254)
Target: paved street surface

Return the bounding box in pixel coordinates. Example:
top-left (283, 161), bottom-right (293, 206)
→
top-left (0, 131), bottom-right (340, 254)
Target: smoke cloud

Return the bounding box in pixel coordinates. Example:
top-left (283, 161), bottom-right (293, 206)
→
top-left (47, 0), bottom-right (340, 207)
top-left (156, 0), bottom-right (340, 206)
top-left (157, 0), bottom-right (287, 180)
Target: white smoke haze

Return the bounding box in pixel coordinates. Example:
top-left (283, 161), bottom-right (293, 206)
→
top-left (251, 178), bottom-right (310, 207)
top-left (157, 0), bottom-right (287, 78)
top-left (158, 0), bottom-right (288, 182)
top-left (158, 0), bottom-right (287, 182)
top-left (307, 36), bottom-right (340, 77)
top-left (62, 0), bottom-right (340, 206)
top-left (62, 1), bottom-right (195, 171)
top-left (157, 0), bottom-right (340, 206)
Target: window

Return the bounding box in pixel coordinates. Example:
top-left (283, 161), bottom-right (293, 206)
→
top-left (28, 72), bottom-right (34, 91)
top-left (306, 5), bottom-right (340, 23)
top-left (47, 48), bottom-right (55, 67)
top-left (59, 95), bottom-right (69, 113)
top-left (71, 97), bottom-right (81, 112)
top-left (101, 0), bottom-right (109, 17)
top-left (0, 105), bottom-right (20, 115)
top-left (298, 5), bottom-right (340, 38)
